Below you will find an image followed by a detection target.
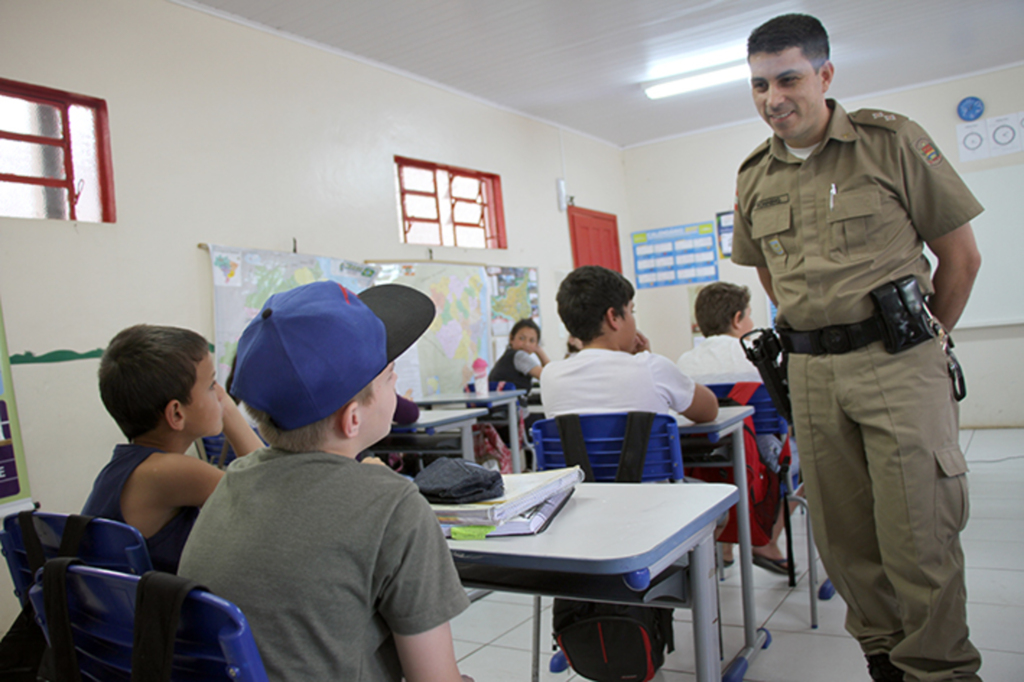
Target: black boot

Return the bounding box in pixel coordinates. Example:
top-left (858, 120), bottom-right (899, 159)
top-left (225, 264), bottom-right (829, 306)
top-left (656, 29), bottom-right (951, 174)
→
top-left (866, 653), bottom-right (905, 681)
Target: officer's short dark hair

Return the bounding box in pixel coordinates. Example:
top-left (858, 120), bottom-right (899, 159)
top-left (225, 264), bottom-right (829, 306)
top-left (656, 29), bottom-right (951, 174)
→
top-left (99, 324), bottom-right (210, 439)
top-left (747, 13), bottom-right (830, 70)
top-left (694, 282), bottom-right (751, 337)
top-left (556, 266), bottom-right (634, 343)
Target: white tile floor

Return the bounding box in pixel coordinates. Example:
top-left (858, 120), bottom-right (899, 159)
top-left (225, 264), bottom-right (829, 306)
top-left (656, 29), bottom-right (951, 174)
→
top-left (450, 429), bottom-right (1024, 681)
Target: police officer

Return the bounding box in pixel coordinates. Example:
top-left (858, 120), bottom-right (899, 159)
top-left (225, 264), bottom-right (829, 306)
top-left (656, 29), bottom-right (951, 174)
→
top-left (731, 14), bottom-right (983, 682)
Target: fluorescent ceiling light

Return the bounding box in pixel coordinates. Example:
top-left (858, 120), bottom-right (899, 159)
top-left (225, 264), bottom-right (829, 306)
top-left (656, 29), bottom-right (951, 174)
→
top-left (644, 63), bottom-right (751, 99)
top-left (648, 44), bottom-right (748, 80)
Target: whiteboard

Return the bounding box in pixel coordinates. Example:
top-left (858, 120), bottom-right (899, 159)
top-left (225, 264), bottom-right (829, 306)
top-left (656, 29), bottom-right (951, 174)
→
top-left (953, 163), bottom-right (1024, 328)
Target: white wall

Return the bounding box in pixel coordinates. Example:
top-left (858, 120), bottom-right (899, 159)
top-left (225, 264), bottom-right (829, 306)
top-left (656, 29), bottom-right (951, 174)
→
top-left (0, 0), bottom-right (630, 625)
top-left (625, 63), bottom-right (1024, 431)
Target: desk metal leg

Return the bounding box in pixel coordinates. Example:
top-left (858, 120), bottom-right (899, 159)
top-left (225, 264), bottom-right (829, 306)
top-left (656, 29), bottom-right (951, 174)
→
top-left (690, 528), bottom-right (721, 682)
top-left (531, 595), bottom-right (542, 682)
top-left (508, 404), bottom-right (522, 473)
top-left (724, 426), bottom-right (769, 681)
top-left (460, 424), bottom-right (475, 463)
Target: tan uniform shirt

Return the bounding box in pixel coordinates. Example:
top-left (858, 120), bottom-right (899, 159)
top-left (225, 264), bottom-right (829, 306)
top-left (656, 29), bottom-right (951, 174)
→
top-left (732, 100), bottom-right (983, 331)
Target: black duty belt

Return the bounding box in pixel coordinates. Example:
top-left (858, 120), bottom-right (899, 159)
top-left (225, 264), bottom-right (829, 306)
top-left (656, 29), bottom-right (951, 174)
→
top-left (778, 317), bottom-right (884, 355)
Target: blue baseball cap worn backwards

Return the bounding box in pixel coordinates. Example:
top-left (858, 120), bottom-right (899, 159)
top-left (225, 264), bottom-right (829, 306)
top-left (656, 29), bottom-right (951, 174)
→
top-left (230, 281), bottom-right (435, 430)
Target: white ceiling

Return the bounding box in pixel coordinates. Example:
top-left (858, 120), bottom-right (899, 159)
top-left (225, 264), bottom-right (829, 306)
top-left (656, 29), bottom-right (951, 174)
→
top-left (172, 0), bottom-right (1024, 148)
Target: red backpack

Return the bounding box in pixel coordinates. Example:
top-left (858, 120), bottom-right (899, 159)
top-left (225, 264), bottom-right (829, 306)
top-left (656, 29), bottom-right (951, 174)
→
top-left (685, 383), bottom-right (785, 546)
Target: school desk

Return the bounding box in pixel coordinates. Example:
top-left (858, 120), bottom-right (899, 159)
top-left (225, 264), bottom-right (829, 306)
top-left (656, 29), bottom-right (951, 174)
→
top-left (368, 407), bottom-right (489, 463)
top-left (448, 481), bottom-right (738, 682)
top-left (416, 389), bottom-right (527, 472)
top-left (677, 404), bottom-right (770, 680)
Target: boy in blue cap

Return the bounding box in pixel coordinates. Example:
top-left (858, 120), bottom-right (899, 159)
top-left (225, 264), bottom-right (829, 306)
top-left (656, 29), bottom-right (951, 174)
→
top-left (179, 281), bottom-right (473, 682)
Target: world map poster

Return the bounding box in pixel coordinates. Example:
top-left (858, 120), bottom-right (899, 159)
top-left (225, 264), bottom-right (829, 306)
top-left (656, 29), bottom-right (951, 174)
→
top-left (487, 266), bottom-right (540, 362)
top-left (374, 262), bottom-right (491, 396)
top-left (208, 245), bottom-right (379, 385)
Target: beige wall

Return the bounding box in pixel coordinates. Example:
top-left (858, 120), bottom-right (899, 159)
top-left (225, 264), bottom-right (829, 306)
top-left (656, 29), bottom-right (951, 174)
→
top-left (625, 64), bottom-right (1024, 431)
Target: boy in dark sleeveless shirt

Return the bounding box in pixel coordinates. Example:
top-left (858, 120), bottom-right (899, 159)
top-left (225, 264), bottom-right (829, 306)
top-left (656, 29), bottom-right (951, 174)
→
top-left (82, 324), bottom-right (262, 572)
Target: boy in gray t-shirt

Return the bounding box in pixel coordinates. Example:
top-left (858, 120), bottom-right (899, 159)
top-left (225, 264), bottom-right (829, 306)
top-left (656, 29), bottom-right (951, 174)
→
top-left (179, 281), bottom-right (472, 682)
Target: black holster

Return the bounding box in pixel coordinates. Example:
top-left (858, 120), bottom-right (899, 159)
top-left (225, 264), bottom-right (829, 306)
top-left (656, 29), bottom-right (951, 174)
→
top-left (869, 275), bottom-right (935, 353)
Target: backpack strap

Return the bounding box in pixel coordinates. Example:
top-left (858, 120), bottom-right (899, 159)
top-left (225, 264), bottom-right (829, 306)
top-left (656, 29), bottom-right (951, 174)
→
top-left (555, 414), bottom-right (596, 483)
top-left (42, 557), bottom-right (83, 682)
top-left (18, 511), bottom-right (46, 576)
top-left (56, 515), bottom-right (94, 558)
top-left (614, 412), bottom-right (655, 483)
top-left (130, 572), bottom-right (207, 682)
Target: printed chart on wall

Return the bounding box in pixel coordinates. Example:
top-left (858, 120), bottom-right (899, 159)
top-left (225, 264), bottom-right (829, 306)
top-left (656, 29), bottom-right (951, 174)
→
top-left (632, 221), bottom-right (718, 289)
top-left (0, 297), bottom-right (32, 515)
top-left (487, 266), bottom-right (539, 362)
top-left (374, 262), bottom-right (491, 397)
top-left (207, 245), bottom-right (379, 385)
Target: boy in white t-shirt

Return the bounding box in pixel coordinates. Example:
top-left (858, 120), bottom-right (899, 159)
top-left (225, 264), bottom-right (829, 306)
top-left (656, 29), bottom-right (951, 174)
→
top-left (541, 265), bottom-right (718, 422)
top-left (677, 281), bottom-right (799, 574)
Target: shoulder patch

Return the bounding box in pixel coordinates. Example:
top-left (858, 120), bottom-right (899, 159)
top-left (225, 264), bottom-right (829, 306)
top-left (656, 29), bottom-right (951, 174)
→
top-left (913, 136), bottom-right (944, 166)
top-left (739, 139), bottom-right (771, 172)
top-left (849, 108), bottom-right (908, 131)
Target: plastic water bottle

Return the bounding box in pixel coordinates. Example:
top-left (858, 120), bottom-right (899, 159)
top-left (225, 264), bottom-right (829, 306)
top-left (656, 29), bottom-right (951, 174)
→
top-left (472, 358), bottom-right (489, 396)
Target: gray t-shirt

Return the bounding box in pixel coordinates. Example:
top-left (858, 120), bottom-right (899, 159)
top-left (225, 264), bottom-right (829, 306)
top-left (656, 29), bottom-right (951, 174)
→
top-left (179, 448), bottom-right (470, 681)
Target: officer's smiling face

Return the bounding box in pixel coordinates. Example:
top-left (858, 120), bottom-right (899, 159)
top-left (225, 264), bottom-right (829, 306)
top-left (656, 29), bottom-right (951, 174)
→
top-left (749, 46), bottom-right (834, 149)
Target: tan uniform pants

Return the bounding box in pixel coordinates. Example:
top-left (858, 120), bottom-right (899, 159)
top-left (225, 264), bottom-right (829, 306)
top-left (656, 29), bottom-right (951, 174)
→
top-left (788, 337), bottom-right (982, 682)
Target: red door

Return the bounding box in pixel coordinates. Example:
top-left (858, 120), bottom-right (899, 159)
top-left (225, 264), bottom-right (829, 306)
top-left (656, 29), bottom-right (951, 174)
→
top-left (567, 206), bottom-right (622, 272)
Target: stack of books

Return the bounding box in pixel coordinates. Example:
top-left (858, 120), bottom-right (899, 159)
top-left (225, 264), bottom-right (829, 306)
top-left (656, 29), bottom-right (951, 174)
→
top-left (431, 466), bottom-right (584, 538)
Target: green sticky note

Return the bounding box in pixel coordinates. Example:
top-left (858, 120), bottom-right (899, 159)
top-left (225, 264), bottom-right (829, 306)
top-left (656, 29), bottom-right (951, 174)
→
top-left (450, 525), bottom-right (497, 541)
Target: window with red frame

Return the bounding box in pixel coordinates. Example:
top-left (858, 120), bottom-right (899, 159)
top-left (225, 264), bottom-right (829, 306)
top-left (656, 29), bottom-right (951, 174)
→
top-left (0, 77), bottom-right (116, 223)
top-left (395, 156), bottom-right (506, 249)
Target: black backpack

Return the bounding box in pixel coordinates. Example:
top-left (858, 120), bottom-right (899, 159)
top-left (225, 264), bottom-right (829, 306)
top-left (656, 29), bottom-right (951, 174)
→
top-left (549, 412), bottom-right (676, 682)
top-left (552, 599), bottom-right (674, 682)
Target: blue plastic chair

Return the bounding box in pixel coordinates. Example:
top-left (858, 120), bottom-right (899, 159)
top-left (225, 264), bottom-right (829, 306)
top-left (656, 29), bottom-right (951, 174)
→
top-left (28, 564), bottom-right (268, 682)
top-left (705, 383), bottom-right (835, 626)
top-left (1, 512), bottom-right (152, 607)
top-left (531, 413), bottom-right (684, 482)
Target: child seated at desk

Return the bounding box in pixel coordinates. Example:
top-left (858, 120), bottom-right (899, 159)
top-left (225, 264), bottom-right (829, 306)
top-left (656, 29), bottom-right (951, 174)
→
top-left (677, 281), bottom-right (800, 574)
top-left (82, 324), bottom-right (263, 573)
top-left (489, 318), bottom-right (550, 391)
top-left (541, 265), bottom-right (718, 422)
top-left (178, 281), bottom-right (472, 682)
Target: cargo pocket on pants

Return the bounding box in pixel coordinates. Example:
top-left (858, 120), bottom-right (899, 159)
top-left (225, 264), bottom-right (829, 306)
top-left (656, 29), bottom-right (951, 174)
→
top-left (934, 447), bottom-right (970, 541)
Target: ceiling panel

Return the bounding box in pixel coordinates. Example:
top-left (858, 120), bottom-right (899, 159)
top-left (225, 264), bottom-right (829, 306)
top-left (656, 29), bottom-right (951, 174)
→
top-left (172, 0), bottom-right (1024, 147)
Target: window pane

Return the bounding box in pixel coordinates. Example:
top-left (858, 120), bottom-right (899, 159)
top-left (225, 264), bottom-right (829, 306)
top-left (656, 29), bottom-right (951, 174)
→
top-left (451, 175), bottom-right (480, 199)
top-left (441, 220), bottom-right (455, 247)
top-left (404, 193), bottom-right (438, 220)
top-left (456, 226), bottom-right (486, 248)
top-left (0, 181), bottom-right (69, 219)
top-left (69, 104), bottom-right (100, 222)
top-left (0, 94), bottom-right (62, 138)
top-left (453, 200), bottom-right (482, 225)
top-left (400, 165), bottom-right (435, 193)
top-left (405, 220), bottom-right (442, 246)
top-left (0, 138), bottom-right (65, 179)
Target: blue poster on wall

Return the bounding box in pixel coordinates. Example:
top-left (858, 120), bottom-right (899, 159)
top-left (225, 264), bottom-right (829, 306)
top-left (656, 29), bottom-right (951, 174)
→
top-left (631, 221), bottom-right (718, 289)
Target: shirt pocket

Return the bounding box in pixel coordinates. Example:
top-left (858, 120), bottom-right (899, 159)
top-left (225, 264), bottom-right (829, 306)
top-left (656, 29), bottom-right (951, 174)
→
top-left (826, 189), bottom-right (883, 262)
top-left (750, 204), bottom-right (793, 270)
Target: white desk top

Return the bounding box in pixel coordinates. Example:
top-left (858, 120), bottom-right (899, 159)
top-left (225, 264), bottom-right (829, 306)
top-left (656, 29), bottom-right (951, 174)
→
top-left (416, 389), bottom-right (526, 406)
top-left (398, 407), bottom-right (489, 430)
top-left (448, 482), bottom-right (737, 575)
top-left (675, 405), bottom-right (753, 434)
